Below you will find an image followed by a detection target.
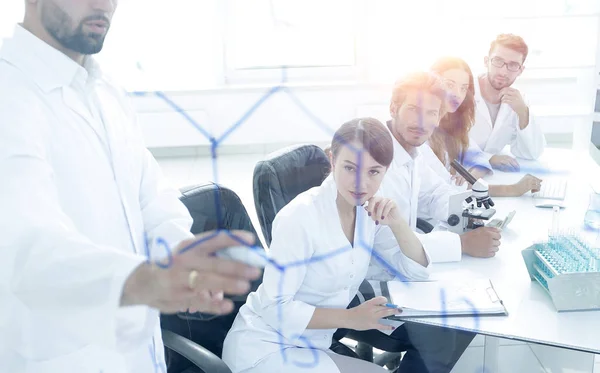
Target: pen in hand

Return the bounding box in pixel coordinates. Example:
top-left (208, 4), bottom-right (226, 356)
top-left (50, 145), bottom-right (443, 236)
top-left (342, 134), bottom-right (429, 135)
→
top-left (384, 303), bottom-right (402, 311)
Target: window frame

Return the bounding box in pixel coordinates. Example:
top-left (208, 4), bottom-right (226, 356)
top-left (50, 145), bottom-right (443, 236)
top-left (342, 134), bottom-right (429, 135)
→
top-left (221, 0), bottom-right (367, 86)
top-left (2, 1), bottom-right (598, 91)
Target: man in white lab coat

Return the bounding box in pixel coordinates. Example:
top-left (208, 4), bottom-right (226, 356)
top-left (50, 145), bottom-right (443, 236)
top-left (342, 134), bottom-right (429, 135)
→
top-left (380, 72), bottom-right (502, 263)
top-left (0, 1), bottom-right (261, 372)
top-left (471, 33), bottom-right (546, 171)
top-left (354, 72), bottom-right (500, 373)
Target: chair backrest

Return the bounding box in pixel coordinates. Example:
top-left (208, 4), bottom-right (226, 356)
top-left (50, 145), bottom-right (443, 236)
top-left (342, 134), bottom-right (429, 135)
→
top-left (162, 182), bottom-right (264, 372)
top-left (253, 144), bottom-right (331, 246)
top-left (180, 182), bottom-right (261, 238)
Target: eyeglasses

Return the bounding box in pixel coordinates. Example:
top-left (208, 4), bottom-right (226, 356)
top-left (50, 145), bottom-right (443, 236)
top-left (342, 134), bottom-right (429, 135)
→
top-left (489, 57), bottom-right (522, 72)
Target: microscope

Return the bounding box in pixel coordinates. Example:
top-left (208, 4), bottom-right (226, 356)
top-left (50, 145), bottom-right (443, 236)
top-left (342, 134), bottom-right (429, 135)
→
top-left (446, 160), bottom-right (498, 234)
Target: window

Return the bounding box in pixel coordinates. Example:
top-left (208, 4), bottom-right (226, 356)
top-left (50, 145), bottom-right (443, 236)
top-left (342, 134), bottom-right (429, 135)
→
top-left (0, 1), bottom-right (220, 92)
top-left (96, 0), bottom-right (221, 92)
top-left (364, 0), bottom-right (600, 83)
top-left (0, 2), bottom-right (24, 49)
top-left (436, 0), bottom-right (600, 18)
top-left (496, 17), bottom-right (598, 69)
top-left (2, 1), bottom-right (599, 89)
top-left (223, 0), bottom-right (358, 83)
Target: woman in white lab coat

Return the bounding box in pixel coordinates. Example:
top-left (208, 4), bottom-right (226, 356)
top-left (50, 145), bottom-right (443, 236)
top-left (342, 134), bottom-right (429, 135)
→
top-left (425, 57), bottom-right (542, 197)
top-left (222, 118), bottom-right (430, 373)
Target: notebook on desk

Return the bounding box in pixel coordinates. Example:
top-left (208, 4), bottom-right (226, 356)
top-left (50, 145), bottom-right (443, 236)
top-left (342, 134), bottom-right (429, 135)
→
top-left (382, 278), bottom-right (508, 320)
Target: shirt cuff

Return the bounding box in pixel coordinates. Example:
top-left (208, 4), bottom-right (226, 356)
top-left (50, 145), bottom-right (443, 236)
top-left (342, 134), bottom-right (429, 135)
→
top-left (110, 254), bottom-right (152, 346)
top-left (111, 255), bottom-right (148, 313)
top-left (515, 110), bottom-right (539, 141)
top-left (146, 222), bottom-right (194, 261)
top-left (483, 151), bottom-right (495, 162)
top-left (277, 301), bottom-right (317, 342)
top-left (515, 107), bottom-right (533, 132)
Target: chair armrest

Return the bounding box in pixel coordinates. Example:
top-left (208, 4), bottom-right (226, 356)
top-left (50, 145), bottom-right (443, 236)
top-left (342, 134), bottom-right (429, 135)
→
top-left (416, 218), bottom-right (434, 234)
top-left (162, 329), bottom-right (232, 373)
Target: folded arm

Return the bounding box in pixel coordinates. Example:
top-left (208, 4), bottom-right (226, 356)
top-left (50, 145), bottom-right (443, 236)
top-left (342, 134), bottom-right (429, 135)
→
top-left (511, 105), bottom-right (546, 160)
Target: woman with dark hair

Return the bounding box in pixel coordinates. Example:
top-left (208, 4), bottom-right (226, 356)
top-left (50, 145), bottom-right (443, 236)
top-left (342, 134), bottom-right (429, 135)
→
top-left (425, 56), bottom-right (542, 197)
top-left (222, 118), bottom-right (430, 373)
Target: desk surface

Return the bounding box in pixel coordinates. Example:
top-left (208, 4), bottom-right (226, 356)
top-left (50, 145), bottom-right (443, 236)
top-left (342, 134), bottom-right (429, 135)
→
top-left (402, 148), bottom-right (600, 354)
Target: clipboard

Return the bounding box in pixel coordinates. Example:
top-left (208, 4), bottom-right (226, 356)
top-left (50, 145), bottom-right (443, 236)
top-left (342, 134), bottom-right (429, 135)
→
top-left (382, 278), bottom-right (508, 320)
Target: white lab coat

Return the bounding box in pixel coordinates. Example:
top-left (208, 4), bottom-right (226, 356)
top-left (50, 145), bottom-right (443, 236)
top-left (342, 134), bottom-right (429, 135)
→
top-left (424, 139), bottom-right (493, 176)
top-left (470, 75), bottom-right (546, 160)
top-left (0, 26), bottom-right (193, 373)
top-left (222, 176), bottom-right (430, 373)
top-left (420, 144), bottom-right (470, 188)
top-left (420, 140), bottom-right (493, 185)
top-left (378, 125), bottom-right (462, 263)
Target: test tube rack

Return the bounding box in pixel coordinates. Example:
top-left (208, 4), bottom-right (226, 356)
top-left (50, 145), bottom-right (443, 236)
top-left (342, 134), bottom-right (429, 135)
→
top-left (522, 233), bottom-right (600, 312)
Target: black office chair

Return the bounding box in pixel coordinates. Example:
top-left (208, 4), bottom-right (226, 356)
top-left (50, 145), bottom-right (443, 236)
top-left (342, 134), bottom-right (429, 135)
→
top-left (253, 144), bottom-right (331, 246)
top-left (161, 182), bottom-right (265, 373)
top-left (252, 144), bottom-right (436, 369)
top-left (162, 329), bottom-right (231, 373)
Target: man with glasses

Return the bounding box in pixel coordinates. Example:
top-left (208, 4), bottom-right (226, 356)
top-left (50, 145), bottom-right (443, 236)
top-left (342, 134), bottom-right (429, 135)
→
top-left (470, 34), bottom-right (546, 171)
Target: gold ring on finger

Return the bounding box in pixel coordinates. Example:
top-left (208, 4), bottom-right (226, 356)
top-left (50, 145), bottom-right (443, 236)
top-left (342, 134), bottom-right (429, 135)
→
top-left (188, 270), bottom-right (199, 290)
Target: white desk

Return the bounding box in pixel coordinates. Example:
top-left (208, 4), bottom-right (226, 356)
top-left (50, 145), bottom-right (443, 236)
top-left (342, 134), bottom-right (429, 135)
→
top-left (395, 148), bottom-right (600, 370)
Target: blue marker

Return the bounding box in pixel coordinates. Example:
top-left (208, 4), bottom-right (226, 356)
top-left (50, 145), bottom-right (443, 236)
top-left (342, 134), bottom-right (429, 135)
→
top-left (384, 303), bottom-right (401, 309)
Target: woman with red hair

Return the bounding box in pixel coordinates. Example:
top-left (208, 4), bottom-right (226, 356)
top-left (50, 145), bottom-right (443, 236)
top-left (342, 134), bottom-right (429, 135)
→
top-left (424, 56), bottom-right (541, 197)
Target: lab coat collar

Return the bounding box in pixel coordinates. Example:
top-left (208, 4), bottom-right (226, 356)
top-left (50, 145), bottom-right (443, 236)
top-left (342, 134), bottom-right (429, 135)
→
top-left (474, 74), bottom-right (484, 104)
top-left (322, 172), bottom-right (367, 213)
top-left (386, 120), bottom-right (420, 169)
top-left (322, 174), bottom-right (339, 202)
top-left (1, 24), bottom-right (102, 93)
top-left (321, 172), bottom-right (371, 248)
top-left (474, 74), bottom-right (495, 129)
top-left (475, 73), bottom-right (505, 107)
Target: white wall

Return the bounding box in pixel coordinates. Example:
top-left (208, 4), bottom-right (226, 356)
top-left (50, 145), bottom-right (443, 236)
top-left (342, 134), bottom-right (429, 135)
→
top-left (2, 1), bottom-right (596, 153)
top-left (133, 69), bottom-right (596, 152)
top-left (124, 3), bottom-right (600, 155)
